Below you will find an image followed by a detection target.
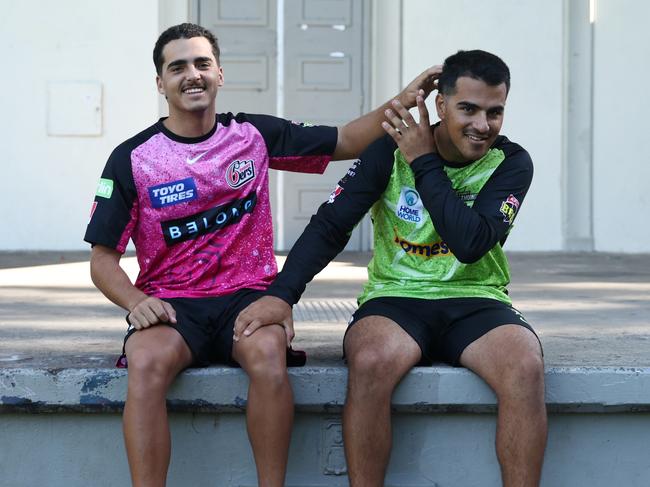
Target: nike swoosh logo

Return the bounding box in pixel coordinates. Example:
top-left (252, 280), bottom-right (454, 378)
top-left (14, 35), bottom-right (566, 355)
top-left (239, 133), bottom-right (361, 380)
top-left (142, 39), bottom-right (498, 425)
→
top-left (186, 150), bottom-right (209, 165)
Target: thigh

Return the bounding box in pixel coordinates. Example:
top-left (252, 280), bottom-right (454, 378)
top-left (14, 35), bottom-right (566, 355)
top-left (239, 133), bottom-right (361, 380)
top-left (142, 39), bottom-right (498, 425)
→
top-left (213, 289), bottom-right (268, 365)
top-left (346, 297), bottom-right (439, 364)
top-left (345, 304), bottom-right (422, 379)
top-left (459, 324), bottom-right (544, 394)
top-left (438, 300), bottom-right (540, 366)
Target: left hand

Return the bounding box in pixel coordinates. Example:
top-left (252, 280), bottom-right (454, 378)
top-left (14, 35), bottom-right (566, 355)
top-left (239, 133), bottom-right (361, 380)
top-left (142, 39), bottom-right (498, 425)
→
top-left (382, 95), bottom-right (436, 164)
top-left (233, 295), bottom-right (294, 347)
top-left (397, 65), bottom-right (442, 109)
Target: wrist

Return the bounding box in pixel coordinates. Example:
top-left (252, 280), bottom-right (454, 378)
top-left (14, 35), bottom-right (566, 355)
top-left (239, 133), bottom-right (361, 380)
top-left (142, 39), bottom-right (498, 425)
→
top-left (126, 293), bottom-right (149, 313)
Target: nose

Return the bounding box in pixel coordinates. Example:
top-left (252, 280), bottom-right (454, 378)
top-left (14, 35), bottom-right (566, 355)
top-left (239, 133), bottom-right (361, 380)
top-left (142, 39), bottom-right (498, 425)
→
top-left (472, 113), bottom-right (489, 134)
top-left (185, 65), bottom-right (201, 80)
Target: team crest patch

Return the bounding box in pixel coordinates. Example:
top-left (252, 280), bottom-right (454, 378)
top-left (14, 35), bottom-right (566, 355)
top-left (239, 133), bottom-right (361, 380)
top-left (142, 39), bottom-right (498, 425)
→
top-left (396, 187), bottom-right (424, 223)
top-left (500, 194), bottom-right (520, 224)
top-left (226, 159), bottom-right (256, 189)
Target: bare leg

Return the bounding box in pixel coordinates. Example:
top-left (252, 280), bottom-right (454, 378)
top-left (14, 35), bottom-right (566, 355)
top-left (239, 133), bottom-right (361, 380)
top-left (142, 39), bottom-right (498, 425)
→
top-left (123, 326), bottom-right (193, 487)
top-left (460, 324), bottom-right (547, 487)
top-left (343, 316), bottom-right (421, 487)
top-left (233, 325), bottom-right (293, 487)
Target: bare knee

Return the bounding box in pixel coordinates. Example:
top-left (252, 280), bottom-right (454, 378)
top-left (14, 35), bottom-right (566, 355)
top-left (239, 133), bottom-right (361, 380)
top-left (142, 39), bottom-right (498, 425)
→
top-left (237, 327), bottom-right (288, 385)
top-left (347, 346), bottom-right (406, 395)
top-left (495, 350), bottom-right (545, 402)
top-left (126, 343), bottom-right (183, 396)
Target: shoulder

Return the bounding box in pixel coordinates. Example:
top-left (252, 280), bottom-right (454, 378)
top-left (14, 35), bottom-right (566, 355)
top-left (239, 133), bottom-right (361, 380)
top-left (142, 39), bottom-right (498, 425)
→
top-left (108, 123), bottom-right (161, 165)
top-left (361, 134), bottom-right (398, 162)
top-left (356, 134), bottom-right (398, 183)
top-left (493, 135), bottom-right (532, 168)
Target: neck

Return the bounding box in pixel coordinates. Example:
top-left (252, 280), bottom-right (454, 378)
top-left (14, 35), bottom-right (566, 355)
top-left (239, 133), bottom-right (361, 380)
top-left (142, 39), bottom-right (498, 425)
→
top-left (163, 108), bottom-right (216, 138)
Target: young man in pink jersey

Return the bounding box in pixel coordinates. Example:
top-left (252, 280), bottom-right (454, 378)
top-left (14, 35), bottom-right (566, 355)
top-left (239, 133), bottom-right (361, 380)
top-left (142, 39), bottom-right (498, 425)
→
top-left (85, 23), bottom-right (440, 487)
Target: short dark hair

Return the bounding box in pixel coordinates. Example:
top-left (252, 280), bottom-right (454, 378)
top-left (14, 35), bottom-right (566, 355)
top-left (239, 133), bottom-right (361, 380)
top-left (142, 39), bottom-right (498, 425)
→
top-left (438, 50), bottom-right (510, 96)
top-left (153, 23), bottom-right (220, 75)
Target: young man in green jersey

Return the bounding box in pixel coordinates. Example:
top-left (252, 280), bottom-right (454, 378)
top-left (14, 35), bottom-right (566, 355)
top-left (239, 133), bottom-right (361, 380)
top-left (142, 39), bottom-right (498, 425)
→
top-left (234, 50), bottom-right (546, 487)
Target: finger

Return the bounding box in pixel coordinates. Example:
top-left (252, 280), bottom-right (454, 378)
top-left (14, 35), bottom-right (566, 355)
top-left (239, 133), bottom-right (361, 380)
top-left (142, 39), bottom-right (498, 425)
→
top-left (131, 312), bottom-right (151, 330)
top-left (381, 121), bottom-right (402, 142)
top-left (242, 319), bottom-right (264, 337)
top-left (137, 302), bottom-right (159, 326)
top-left (150, 300), bottom-right (170, 323)
top-left (417, 95), bottom-right (430, 126)
top-left (283, 318), bottom-right (295, 346)
top-left (128, 312), bottom-right (146, 330)
top-left (233, 310), bottom-right (250, 341)
top-left (162, 301), bottom-right (177, 324)
top-left (391, 99), bottom-right (417, 127)
top-left (384, 108), bottom-right (408, 133)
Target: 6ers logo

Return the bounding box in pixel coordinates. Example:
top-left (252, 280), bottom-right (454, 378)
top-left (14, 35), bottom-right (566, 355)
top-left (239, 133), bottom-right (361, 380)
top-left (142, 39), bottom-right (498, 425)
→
top-left (226, 159), bottom-right (256, 189)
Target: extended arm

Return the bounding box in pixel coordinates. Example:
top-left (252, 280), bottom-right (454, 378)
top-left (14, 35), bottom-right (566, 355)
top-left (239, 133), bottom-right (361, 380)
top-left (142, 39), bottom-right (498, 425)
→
top-left (90, 245), bottom-right (177, 329)
top-left (233, 137), bottom-right (395, 340)
top-left (332, 66), bottom-right (441, 160)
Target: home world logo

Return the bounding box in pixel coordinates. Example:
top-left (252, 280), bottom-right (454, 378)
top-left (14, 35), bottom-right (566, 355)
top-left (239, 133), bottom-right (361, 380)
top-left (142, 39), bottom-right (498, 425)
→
top-left (396, 187), bottom-right (424, 223)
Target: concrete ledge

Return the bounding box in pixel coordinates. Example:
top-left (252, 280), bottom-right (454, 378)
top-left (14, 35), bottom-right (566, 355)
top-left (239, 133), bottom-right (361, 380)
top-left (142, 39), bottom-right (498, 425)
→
top-left (2, 366), bottom-right (650, 414)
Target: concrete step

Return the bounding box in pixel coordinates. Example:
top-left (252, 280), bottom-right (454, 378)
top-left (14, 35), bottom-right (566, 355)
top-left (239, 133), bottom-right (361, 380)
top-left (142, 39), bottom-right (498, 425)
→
top-left (2, 366), bottom-right (650, 486)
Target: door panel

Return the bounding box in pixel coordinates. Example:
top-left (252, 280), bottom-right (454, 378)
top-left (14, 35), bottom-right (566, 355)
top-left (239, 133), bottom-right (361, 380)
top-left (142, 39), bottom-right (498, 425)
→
top-left (198, 0), bottom-right (370, 250)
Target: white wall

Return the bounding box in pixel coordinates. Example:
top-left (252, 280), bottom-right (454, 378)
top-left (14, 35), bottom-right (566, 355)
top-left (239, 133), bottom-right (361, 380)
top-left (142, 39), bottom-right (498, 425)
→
top-left (2, 1), bottom-right (649, 252)
top-left (400, 0), bottom-right (565, 251)
top-left (592, 0), bottom-right (650, 252)
top-left (0, 1), bottom-right (159, 250)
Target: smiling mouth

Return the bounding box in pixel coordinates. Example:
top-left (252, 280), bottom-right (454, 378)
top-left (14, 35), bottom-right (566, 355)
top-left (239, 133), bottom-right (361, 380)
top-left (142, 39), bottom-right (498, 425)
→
top-left (182, 86), bottom-right (205, 95)
top-left (465, 134), bottom-right (488, 142)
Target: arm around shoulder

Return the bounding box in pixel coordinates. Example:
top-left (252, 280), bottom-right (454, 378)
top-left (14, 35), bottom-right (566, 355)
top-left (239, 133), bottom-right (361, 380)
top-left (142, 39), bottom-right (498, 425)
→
top-left (333, 65), bottom-right (442, 160)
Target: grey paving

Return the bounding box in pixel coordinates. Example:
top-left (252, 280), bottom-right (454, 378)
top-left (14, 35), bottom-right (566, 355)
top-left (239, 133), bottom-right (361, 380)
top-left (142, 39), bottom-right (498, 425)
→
top-left (0, 251), bottom-right (649, 368)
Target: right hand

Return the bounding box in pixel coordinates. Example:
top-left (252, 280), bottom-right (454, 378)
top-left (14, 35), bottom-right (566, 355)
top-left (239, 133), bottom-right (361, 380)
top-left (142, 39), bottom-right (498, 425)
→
top-left (233, 296), bottom-right (294, 347)
top-left (128, 296), bottom-right (177, 330)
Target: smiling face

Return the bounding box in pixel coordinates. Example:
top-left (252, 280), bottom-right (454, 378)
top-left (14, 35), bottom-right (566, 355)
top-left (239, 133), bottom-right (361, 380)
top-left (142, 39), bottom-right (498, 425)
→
top-left (435, 76), bottom-right (507, 164)
top-left (156, 36), bottom-right (224, 118)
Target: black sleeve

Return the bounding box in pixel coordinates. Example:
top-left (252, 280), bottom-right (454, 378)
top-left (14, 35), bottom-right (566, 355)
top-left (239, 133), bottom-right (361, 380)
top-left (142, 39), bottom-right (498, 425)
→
top-left (235, 113), bottom-right (338, 172)
top-left (83, 142), bottom-right (138, 252)
top-left (266, 135), bottom-right (396, 305)
top-left (410, 143), bottom-right (533, 264)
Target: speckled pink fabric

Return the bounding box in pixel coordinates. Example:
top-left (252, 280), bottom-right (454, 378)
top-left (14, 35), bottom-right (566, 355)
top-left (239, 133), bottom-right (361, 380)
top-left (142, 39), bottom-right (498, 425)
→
top-left (119, 121), bottom-right (329, 298)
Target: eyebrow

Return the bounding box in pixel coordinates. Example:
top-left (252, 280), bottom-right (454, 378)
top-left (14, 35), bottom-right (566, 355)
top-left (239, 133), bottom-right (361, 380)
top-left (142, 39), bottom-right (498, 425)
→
top-left (166, 56), bottom-right (214, 70)
top-left (457, 101), bottom-right (504, 112)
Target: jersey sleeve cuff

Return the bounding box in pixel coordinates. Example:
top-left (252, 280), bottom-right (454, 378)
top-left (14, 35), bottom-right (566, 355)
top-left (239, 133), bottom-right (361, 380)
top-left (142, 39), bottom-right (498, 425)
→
top-left (264, 285), bottom-right (297, 307)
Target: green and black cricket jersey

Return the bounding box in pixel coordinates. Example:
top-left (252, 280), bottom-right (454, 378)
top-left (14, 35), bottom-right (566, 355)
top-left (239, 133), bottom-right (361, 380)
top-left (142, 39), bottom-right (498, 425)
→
top-left (267, 132), bottom-right (533, 306)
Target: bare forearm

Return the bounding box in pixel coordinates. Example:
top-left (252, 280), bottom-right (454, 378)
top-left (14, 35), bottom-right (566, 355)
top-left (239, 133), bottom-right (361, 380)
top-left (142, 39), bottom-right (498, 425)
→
top-left (333, 100), bottom-right (399, 160)
top-left (90, 248), bottom-right (146, 312)
top-left (333, 65), bottom-right (442, 160)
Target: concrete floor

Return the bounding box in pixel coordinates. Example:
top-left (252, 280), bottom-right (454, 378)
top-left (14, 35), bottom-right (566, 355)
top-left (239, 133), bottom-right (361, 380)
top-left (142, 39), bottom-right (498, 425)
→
top-left (0, 251), bottom-right (649, 368)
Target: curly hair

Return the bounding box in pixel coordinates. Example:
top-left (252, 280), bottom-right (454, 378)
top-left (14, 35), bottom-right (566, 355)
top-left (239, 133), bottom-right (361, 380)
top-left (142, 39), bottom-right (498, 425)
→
top-left (153, 23), bottom-right (220, 75)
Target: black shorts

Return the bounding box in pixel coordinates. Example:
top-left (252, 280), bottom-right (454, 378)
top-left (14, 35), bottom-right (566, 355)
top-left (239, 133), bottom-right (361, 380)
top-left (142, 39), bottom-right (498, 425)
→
top-left (121, 288), bottom-right (265, 367)
top-left (347, 297), bottom-right (540, 366)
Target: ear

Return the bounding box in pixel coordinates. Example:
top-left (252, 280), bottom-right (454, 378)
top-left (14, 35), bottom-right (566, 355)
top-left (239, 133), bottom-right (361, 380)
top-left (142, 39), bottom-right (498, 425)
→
top-left (156, 75), bottom-right (165, 95)
top-left (435, 93), bottom-right (446, 120)
top-left (217, 66), bottom-right (224, 87)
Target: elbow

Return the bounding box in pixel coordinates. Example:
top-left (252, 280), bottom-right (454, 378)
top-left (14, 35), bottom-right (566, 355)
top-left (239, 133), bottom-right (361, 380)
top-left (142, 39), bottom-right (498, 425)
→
top-left (453, 249), bottom-right (484, 265)
top-left (89, 259), bottom-right (102, 288)
top-left (449, 238), bottom-right (492, 263)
